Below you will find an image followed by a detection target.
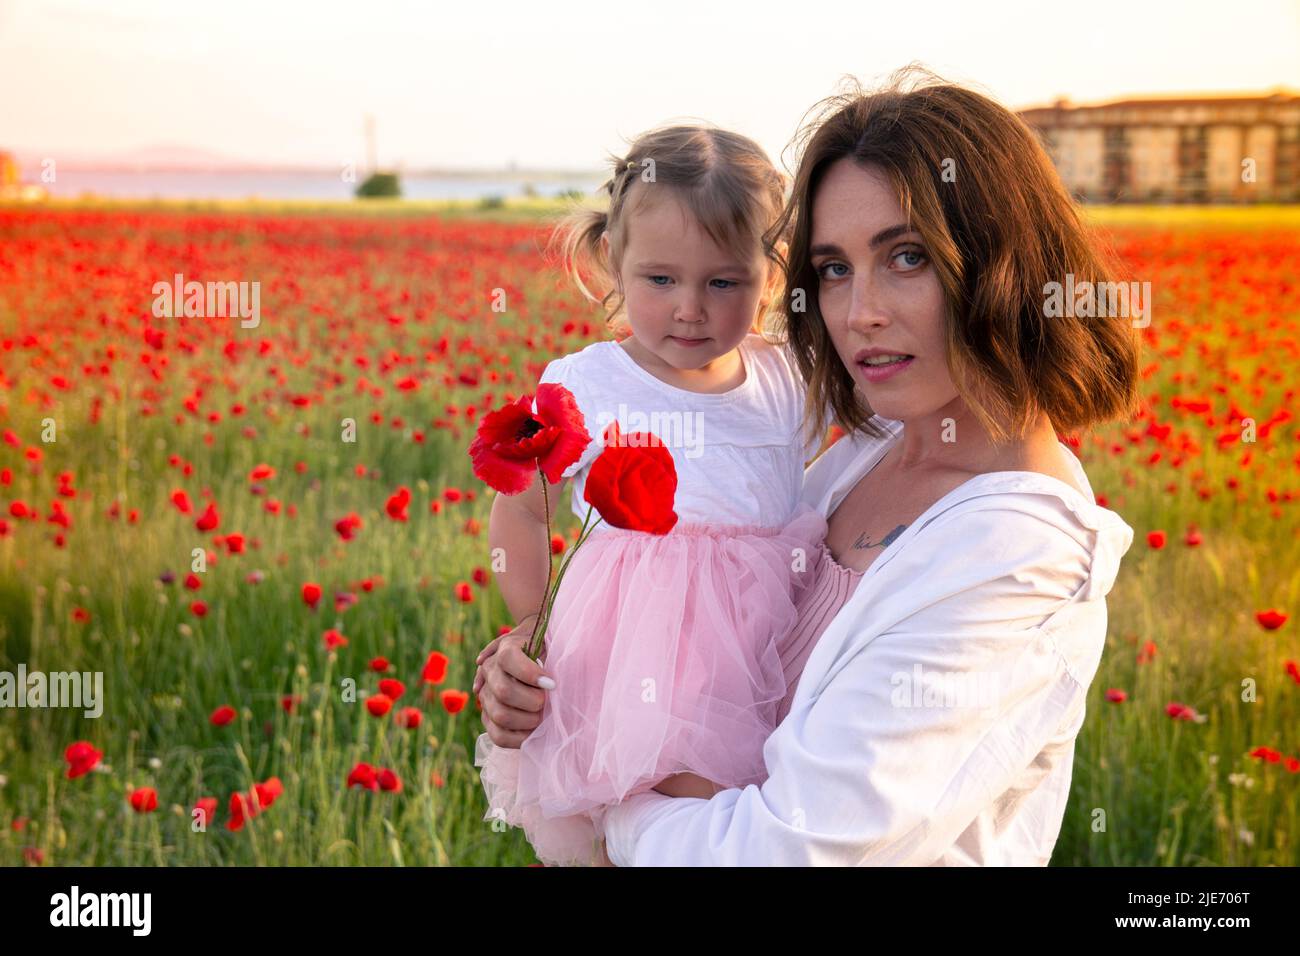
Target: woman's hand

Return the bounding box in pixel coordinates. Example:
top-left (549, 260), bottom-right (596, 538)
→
top-left (473, 614), bottom-right (556, 749)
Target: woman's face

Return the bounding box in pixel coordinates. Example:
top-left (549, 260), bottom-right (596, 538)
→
top-left (809, 158), bottom-right (958, 424)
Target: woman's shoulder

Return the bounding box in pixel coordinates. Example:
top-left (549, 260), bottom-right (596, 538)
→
top-left (800, 417), bottom-right (904, 514)
top-left (894, 469), bottom-right (1135, 604)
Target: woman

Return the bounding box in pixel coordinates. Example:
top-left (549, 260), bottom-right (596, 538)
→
top-left (474, 70), bottom-right (1140, 865)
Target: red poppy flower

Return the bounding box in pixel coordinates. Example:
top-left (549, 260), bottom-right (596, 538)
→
top-left (550, 534), bottom-right (566, 555)
top-left (385, 486), bottom-right (411, 522)
top-left (302, 582), bottom-right (322, 609)
top-left (171, 489), bottom-right (193, 514)
top-left (378, 678), bottom-right (405, 700)
top-left (194, 797), bottom-right (218, 828)
top-left (335, 512), bottom-right (363, 541)
top-left (1256, 609), bottom-right (1288, 630)
top-left (377, 768), bottom-right (403, 792)
top-left (129, 787), bottom-right (158, 813)
top-left (227, 791), bottom-right (253, 831)
top-left (455, 581), bottom-right (473, 603)
top-left (583, 421), bottom-right (678, 534)
top-left (440, 689), bottom-right (470, 714)
top-left (210, 704), bottom-right (237, 726)
top-left (369, 656), bottom-right (390, 672)
top-left (469, 384), bottom-right (591, 494)
top-left (395, 706), bottom-right (422, 729)
top-left (1249, 746), bottom-right (1282, 763)
top-left (1104, 688), bottom-right (1127, 703)
top-left (1165, 702), bottom-right (1197, 720)
top-left (224, 532), bottom-right (245, 554)
top-left (189, 599), bottom-right (207, 617)
top-left (63, 738), bottom-right (101, 780)
top-left (422, 650), bottom-right (449, 684)
top-left (255, 777), bottom-right (283, 809)
top-left (322, 628), bottom-right (348, 650)
top-left (195, 502), bottom-right (220, 532)
top-left (347, 762), bottom-right (379, 791)
top-left (1146, 530), bottom-right (1166, 549)
top-left (249, 463), bottom-right (276, 481)
top-left (366, 693), bottom-right (393, 717)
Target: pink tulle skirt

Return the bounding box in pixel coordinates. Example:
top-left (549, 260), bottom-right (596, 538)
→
top-left (475, 502), bottom-right (827, 866)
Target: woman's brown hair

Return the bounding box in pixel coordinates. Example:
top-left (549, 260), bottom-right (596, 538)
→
top-left (769, 66), bottom-right (1141, 447)
top-left (550, 124), bottom-right (790, 338)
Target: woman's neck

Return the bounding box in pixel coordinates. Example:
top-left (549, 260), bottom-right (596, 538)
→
top-left (894, 397), bottom-right (1064, 479)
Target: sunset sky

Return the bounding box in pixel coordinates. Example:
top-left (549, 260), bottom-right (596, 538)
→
top-left (3, 0), bottom-right (1298, 171)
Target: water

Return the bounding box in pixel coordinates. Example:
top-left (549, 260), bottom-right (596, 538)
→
top-left (33, 169), bottom-right (607, 201)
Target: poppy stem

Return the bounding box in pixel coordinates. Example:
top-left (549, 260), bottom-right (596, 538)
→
top-left (525, 502), bottom-right (603, 661)
top-left (526, 463), bottom-right (556, 659)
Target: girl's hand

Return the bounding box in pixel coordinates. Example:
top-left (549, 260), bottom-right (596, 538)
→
top-left (474, 615), bottom-right (556, 749)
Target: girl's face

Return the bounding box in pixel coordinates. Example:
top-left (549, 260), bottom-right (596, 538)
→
top-left (810, 158), bottom-right (957, 424)
top-left (603, 188), bottom-right (776, 374)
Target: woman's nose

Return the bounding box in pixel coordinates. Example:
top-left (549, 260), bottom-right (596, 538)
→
top-left (846, 278), bottom-right (890, 332)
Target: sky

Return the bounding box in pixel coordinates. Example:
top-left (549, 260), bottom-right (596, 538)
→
top-left (2, 0), bottom-right (1298, 172)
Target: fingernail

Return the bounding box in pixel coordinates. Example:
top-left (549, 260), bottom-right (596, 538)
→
top-left (537, 676), bottom-right (556, 690)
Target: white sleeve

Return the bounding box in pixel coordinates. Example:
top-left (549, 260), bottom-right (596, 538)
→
top-left (603, 504), bottom-right (1096, 866)
top-left (537, 356), bottom-right (605, 479)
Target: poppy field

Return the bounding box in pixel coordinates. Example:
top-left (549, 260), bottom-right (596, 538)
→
top-left (0, 201), bottom-right (1296, 866)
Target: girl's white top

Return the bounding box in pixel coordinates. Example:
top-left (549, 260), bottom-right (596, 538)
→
top-left (537, 333), bottom-right (821, 530)
top-left (603, 418), bottom-right (1135, 865)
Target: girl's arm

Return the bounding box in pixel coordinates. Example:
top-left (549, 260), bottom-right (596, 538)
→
top-left (488, 472), bottom-right (566, 629)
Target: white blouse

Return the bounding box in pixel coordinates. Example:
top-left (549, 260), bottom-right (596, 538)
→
top-left (603, 418), bottom-right (1135, 866)
top-left (536, 333), bottom-right (821, 530)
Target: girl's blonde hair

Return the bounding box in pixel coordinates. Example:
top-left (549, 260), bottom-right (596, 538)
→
top-left (550, 124), bottom-right (789, 338)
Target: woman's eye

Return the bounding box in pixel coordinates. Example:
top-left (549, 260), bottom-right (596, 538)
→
top-left (892, 249), bottom-right (928, 271)
top-left (816, 262), bottom-right (849, 280)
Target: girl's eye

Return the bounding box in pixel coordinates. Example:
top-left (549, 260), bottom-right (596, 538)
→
top-left (892, 249), bottom-right (928, 271)
top-left (647, 275), bottom-right (672, 287)
top-left (710, 279), bottom-right (738, 290)
top-left (816, 262), bottom-right (849, 280)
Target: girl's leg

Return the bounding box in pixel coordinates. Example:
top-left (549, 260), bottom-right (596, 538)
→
top-left (652, 772), bottom-right (724, 799)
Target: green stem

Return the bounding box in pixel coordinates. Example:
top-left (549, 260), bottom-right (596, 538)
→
top-left (526, 503), bottom-right (603, 660)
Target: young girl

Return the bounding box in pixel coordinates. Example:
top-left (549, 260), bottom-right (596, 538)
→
top-left (473, 125), bottom-right (828, 866)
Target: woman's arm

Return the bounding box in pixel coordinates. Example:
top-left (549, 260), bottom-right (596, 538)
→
top-left (603, 503), bottom-right (1113, 866)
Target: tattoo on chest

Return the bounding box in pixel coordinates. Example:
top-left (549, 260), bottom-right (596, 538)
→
top-left (853, 524), bottom-right (908, 551)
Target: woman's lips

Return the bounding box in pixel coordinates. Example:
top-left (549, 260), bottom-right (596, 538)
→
top-left (857, 354), bottom-right (914, 383)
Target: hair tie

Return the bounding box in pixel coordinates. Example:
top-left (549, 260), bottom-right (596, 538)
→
top-left (625, 160), bottom-right (638, 171)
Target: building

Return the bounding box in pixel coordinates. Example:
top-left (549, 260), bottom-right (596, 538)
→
top-left (1019, 91), bottom-right (1300, 203)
